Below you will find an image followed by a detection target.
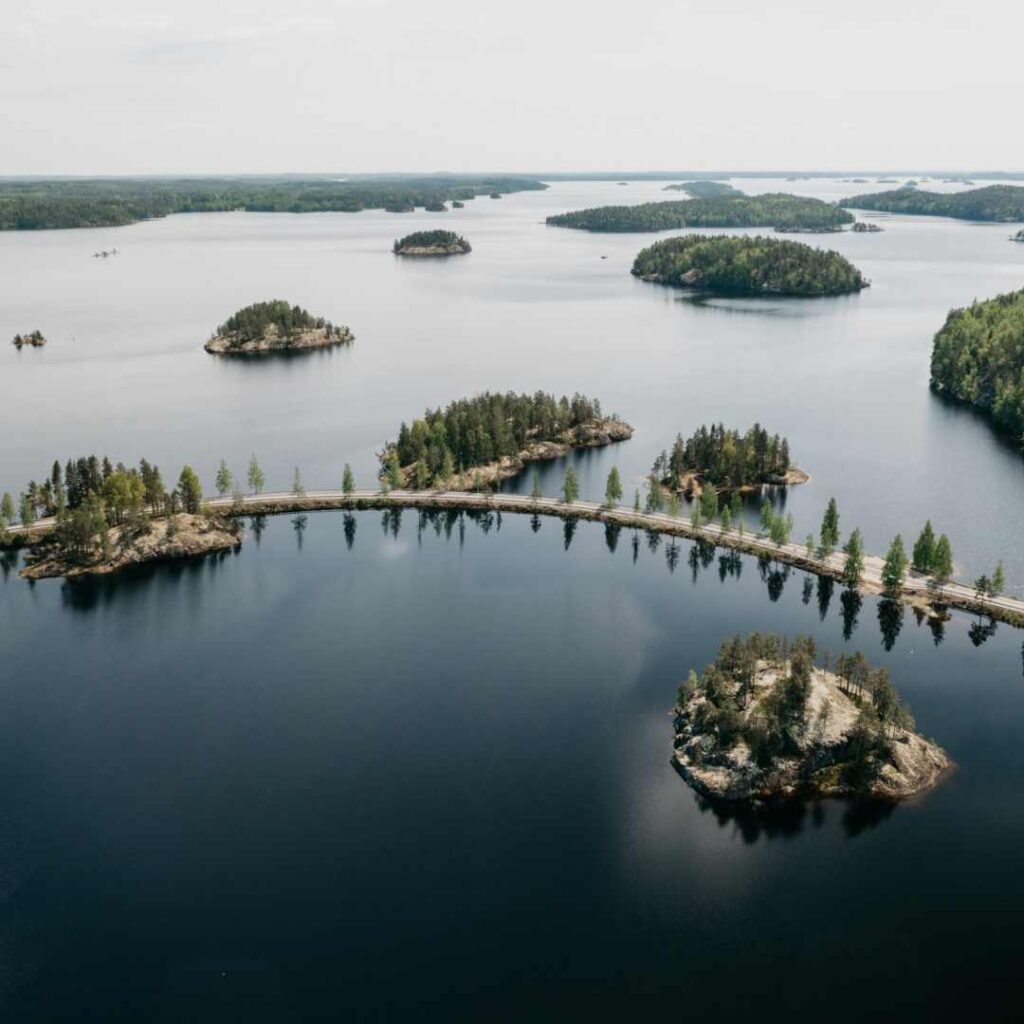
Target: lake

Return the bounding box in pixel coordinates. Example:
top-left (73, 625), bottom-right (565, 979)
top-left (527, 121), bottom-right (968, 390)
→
top-left (1, 179), bottom-right (1023, 1019)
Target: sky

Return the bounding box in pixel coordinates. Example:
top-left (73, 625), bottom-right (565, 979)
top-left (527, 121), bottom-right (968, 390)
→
top-left (2, 0), bottom-right (1022, 176)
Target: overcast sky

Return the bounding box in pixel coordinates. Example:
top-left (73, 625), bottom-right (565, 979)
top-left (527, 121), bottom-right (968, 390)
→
top-left (2, 0), bottom-right (1021, 176)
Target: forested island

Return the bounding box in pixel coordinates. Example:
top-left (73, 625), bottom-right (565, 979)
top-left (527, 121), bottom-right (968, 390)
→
top-left (205, 300), bottom-right (353, 355)
top-left (631, 235), bottom-right (868, 297)
top-left (930, 288), bottom-right (1024, 449)
top-left (652, 423), bottom-right (805, 494)
top-left (12, 330), bottom-right (47, 348)
top-left (673, 634), bottom-right (950, 802)
top-left (392, 230), bottom-right (471, 256)
top-left (3, 454), bottom-right (240, 578)
top-left (852, 221), bottom-right (883, 233)
top-left (546, 194), bottom-right (853, 233)
top-left (1013, 229), bottom-right (1024, 242)
top-left (663, 181), bottom-right (743, 198)
top-left (380, 391), bottom-right (632, 489)
top-left (842, 184), bottom-right (1024, 222)
top-left (0, 175), bottom-right (547, 230)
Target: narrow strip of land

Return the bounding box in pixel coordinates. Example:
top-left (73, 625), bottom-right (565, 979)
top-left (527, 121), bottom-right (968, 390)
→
top-left (9, 489), bottom-right (1023, 625)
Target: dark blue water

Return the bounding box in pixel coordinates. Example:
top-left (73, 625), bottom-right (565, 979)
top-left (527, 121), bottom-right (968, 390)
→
top-left (1, 510), bottom-right (1021, 1020)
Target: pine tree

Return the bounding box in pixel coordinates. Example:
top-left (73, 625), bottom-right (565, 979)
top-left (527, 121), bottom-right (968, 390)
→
top-left (605, 466), bottom-right (623, 508)
top-left (0, 492), bottom-right (13, 526)
top-left (439, 448), bottom-right (455, 485)
top-left (881, 534), bottom-right (907, 596)
top-left (805, 533), bottom-right (815, 558)
top-left (759, 499), bottom-right (773, 536)
top-left (342, 463), bottom-right (355, 495)
top-left (666, 492), bottom-right (681, 518)
top-left (633, 489), bottom-right (641, 514)
top-left (386, 452), bottom-right (402, 489)
top-left (912, 520), bottom-right (936, 572)
top-left (177, 466), bottom-right (203, 514)
top-left (19, 493), bottom-right (36, 526)
top-left (820, 498), bottom-right (840, 554)
top-left (993, 561), bottom-right (1006, 595)
top-left (247, 454), bottom-right (265, 494)
top-left (842, 528), bottom-right (864, 589)
top-left (721, 506), bottom-right (732, 533)
top-left (215, 459), bottom-right (232, 497)
top-left (932, 534), bottom-right (953, 586)
top-left (292, 467), bottom-right (305, 498)
top-left (700, 483), bottom-right (718, 522)
top-left (563, 466), bottom-right (579, 504)
top-left (531, 468), bottom-right (542, 502)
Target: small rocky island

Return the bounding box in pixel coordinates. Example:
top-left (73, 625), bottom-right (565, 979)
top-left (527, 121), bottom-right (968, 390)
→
top-left (852, 221), bottom-right (884, 233)
top-left (205, 300), bottom-right (353, 355)
top-left (1012, 229), bottom-right (1024, 242)
top-left (379, 391), bottom-right (632, 489)
top-left (674, 634), bottom-right (950, 802)
top-left (12, 330), bottom-right (47, 348)
top-left (20, 513), bottom-right (241, 580)
top-left (392, 230), bottom-right (471, 256)
top-left (632, 235), bottom-right (868, 297)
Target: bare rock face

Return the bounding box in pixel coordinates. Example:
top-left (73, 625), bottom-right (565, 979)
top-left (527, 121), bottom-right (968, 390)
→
top-left (20, 513), bottom-right (242, 579)
top-left (205, 324), bottom-right (353, 355)
top-left (674, 661), bottom-right (951, 802)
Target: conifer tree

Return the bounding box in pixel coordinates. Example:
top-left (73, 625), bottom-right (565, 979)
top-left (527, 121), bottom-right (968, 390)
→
top-left (292, 467), bottom-right (305, 498)
top-left (881, 534), bottom-right (907, 596)
top-left (247, 454), bottom-right (265, 494)
top-left (342, 463), bottom-right (355, 495)
top-left (531, 468), bottom-right (542, 502)
top-left (820, 498), bottom-right (840, 554)
top-left (842, 528), bottom-right (865, 589)
top-left (605, 466), bottom-right (623, 508)
top-left (932, 534), bottom-right (954, 586)
top-left (563, 466), bottom-right (579, 504)
top-left (912, 520), bottom-right (936, 572)
top-left (215, 459), bottom-right (232, 497)
top-left (993, 561), bottom-right (1006, 595)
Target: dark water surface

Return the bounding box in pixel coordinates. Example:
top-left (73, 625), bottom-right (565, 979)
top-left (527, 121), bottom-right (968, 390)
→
top-left (1, 511), bottom-right (1022, 1020)
top-left (2, 178), bottom-right (1024, 1019)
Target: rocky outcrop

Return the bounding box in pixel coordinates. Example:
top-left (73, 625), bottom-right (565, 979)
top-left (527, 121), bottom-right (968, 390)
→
top-left (852, 221), bottom-right (884, 233)
top-left (674, 660), bottom-right (950, 802)
top-left (12, 330), bottom-right (47, 348)
top-left (205, 324), bottom-right (353, 355)
top-left (1012, 229), bottom-right (1024, 242)
top-left (394, 241), bottom-right (470, 256)
top-left (20, 513), bottom-right (241, 579)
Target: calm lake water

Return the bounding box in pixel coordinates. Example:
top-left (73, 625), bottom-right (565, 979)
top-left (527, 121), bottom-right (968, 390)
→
top-left (2, 179), bottom-right (1024, 1019)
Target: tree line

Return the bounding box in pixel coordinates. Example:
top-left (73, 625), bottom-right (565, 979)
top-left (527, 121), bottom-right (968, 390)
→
top-left (214, 301), bottom-right (349, 344)
top-left (632, 234), bottom-right (867, 297)
top-left (0, 176), bottom-right (548, 231)
top-left (652, 423), bottom-right (791, 490)
top-left (546, 193), bottom-right (854, 233)
top-left (383, 391), bottom-right (609, 488)
top-left (841, 185), bottom-right (1024, 222)
top-left (392, 230), bottom-right (470, 252)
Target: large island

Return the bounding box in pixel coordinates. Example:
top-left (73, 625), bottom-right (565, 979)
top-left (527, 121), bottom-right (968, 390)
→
top-left (205, 300), bottom-right (354, 355)
top-left (674, 633), bottom-right (950, 802)
top-left (392, 230), bottom-right (471, 256)
top-left (379, 391), bottom-right (632, 489)
top-left (842, 184), bottom-right (1024, 222)
top-left (930, 287), bottom-right (1024, 450)
top-left (546, 194), bottom-right (853, 233)
top-left (631, 235), bottom-right (868, 297)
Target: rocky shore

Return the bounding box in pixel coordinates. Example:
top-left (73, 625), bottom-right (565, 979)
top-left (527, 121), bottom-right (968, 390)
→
top-left (12, 330), bottom-right (47, 348)
top-left (666, 466), bottom-right (809, 497)
top-left (205, 324), bottom-right (353, 355)
top-left (20, 513), bottom-right (241, 579)
top-left (393, 230), bottom-right (471, 256)
top-left (852, 221), bottom-right (884, 233)
top-left (673, 644), bottom-right (951, 802)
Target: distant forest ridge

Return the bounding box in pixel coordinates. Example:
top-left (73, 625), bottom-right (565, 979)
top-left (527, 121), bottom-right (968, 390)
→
top-left (0, 175), bottom-right (547, 230)
top-left (526, 171), bottom-right (1024, 181)
top-left (841, 185), bottom-right (1024, 223)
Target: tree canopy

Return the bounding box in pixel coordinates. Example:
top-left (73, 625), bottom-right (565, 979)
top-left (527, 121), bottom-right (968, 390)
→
top-left (930, 287), bottom-right (1024, 449)
top-left (652, 423), bottom-right (792, 490)
top-left (392, 230), bottom-right (470, 253)
top-left (214, 301), bottom-right (349, 345)
top-left (546, 194), bottom-right (853, 233)
top-left (632, 234), bottom-right (867, 297)
top-left (842, 185), bottom-right (1024, 222)
top-left (663, 181), bottom-right (743, 198)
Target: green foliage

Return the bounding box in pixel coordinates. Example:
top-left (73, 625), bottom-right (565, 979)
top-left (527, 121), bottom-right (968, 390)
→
top-left (843, 185), bottom-right (1024, 222)
top-left (392, 230), bottom-right (470, 253)
top-left (548, 194), bottom-right (853, 233)
top-left (531, 469), bottom-right (542, 501)
top-left (0, 492), bottom-right (13, 526)
top-left (653, 422), bottom-right (792, 490)
top-left (247, 454), bottom-right (265, 494)
top-left (993, 561), bottom-right (1007, 595)
top-left (631, 234), bottom-right (866, 297)
top-left (385, 391), bottom-right (609, 487)
top-left (177, 466), bottom-right (203, 514)
top-left (930, 288), bottom-right (1024, 449)
top-left (215, 459), bottom-right (232, 497)
top-left (932, 534), bottom-right (954, 583)
top-left (605, 466), bottom-right (623, 507)
top-left (699, 483), bottom-right (719, 522)
top-left (882, 534), bottom-right (908, 595)
top-left (820, 497), bottom-right (840, 554)
top-left (19, 493), bottom-right (36, 526)
top-left (842, 528), bottom-right (865, 589)
top-left (215, 300), bottom-right (348, 346)
top-left (0, 175), bottom-right (547, 231)
top-left (342, 463), bottom-right (355, 495)
top-left (663, 180), bottom-right (743, 198)
top-left (912, 520), bottom-right (936, 572)
top-left (562, 466), bottom-right (580, 504)
top-left (292, 467), bottom-right (305, 498)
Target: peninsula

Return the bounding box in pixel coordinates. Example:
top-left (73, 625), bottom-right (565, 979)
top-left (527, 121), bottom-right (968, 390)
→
top-left (673, 633), bottom-right (951, 802)
top-left (653, 423), bottom-right (806, 495)
top-left (12, 330), bottom-right (47, 348)
top-left (842, 184), bottom-right (1024, 222)
top-left (663, 181), bottom-right (743, 199)
top-left (379, 391), bottom-right (632, 489)
top-left (205, 300), bottom-right (353, 355)
top-left (546, 194), bottom-right (853, 233)
top-left (930, 287), bottom-right (1024, 450)
top-left (392, 230), bottom-right (471, 256)
top-left (631, 235), bottom-right (868, 297)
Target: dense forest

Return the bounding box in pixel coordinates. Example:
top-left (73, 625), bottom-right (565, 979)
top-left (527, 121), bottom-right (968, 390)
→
top-left (652, 423), bottom-right (792, 490)
top-left (546, 194), bottom-right (853, 233)
top-left (631, 235), bottom-right (867, 297)
top-left (842, 185), bottom-right (1024, 222)
top-left (0, 175), bottom-right (547, 230)
top-left (678, 633), bottom-right (913, 786)
top-left (214, 301), bottom-right (348, 343)
top-left (384, 391), bottom-right (608, 487)
top-left (663, 181), bottom-right (743, 198)
top-left (392, 230), bottom-right (471, 253)
top-left (930, 288), bottom-right (1024, 448)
